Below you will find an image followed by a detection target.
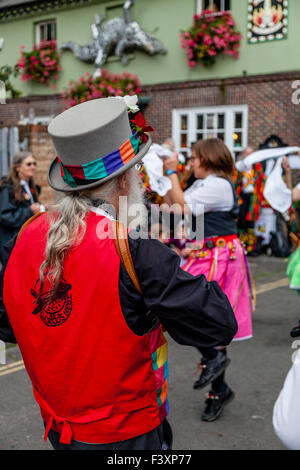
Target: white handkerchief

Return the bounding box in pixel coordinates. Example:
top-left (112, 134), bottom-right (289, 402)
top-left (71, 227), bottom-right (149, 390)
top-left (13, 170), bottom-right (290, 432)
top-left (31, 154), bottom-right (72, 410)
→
top-left (142, 145), bottom-right (172, 196)
top-left (263, 157), bottom-right (292, 214)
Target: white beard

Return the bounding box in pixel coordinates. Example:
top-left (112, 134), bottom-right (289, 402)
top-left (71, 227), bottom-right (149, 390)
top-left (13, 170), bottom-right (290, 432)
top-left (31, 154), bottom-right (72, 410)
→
top-left (120, 167), bottom-right (148, 231)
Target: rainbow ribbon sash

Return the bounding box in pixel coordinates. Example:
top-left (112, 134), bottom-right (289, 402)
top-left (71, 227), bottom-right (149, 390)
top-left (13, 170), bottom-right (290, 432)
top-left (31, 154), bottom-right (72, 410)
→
top-left (57, 134), bottom-right (140, 187)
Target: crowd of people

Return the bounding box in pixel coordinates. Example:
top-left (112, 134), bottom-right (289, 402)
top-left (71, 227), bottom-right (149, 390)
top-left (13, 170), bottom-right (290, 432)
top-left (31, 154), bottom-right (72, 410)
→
top-left (0, 96), bottom-right (299, 450)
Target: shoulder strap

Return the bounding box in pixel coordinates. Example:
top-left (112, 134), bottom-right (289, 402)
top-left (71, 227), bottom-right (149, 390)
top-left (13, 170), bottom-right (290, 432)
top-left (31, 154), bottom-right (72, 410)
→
top-left (112, 220), bottom-right (142, 295)
top-left (16, 212), bottom-right (43, 241)
top-left (112, 220), bottom-right (163, 330)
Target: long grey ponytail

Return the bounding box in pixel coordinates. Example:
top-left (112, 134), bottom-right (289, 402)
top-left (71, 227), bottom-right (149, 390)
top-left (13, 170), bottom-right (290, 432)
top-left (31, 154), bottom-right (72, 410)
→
top-left (37, 177), bottom-right (119, 301)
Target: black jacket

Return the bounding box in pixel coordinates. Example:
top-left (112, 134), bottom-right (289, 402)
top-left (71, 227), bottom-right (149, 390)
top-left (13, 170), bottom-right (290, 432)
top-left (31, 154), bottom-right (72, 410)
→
top-left (0, 229), bottom-right (238, 348)
top-left (0, 181), bottom-right (38, 261)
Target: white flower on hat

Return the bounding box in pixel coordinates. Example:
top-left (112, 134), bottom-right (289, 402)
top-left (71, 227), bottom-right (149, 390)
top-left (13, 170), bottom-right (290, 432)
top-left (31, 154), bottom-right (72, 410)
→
top-left (116, 94), bottom-right (139, 113)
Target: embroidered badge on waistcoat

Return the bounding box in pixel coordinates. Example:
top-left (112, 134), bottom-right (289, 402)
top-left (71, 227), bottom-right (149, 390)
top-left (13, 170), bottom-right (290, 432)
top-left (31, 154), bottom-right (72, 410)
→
top-left (31, 278), bottom-right (72, 327)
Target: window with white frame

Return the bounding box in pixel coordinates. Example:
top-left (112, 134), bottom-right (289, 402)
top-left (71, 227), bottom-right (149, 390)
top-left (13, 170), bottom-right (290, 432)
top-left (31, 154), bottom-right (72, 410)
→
top-left (172, 105), bottom-right (248, 161)
top-left (35, 19), bottom-right (56, 44)
top-left (196, 0), bottom-right (231, 14)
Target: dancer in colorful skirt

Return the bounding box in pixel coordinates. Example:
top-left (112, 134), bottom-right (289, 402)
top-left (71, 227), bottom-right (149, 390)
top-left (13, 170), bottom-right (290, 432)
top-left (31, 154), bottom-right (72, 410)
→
top-left (163, 138), bottom-right (255, 422)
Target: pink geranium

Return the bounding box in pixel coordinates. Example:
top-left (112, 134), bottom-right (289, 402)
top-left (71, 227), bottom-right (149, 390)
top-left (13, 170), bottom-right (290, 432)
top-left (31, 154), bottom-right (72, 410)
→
top-left (17, 40), bottom-right (61, 86)
top-left (107, 85), bottom-right (115, 94)
top-left (208, 49), bottom-right (217, 57)
top-left (180, 10), bottom-right (241, 68)
top-left (214, 36), bottom-right (226, 49)
top-left (204, 35), bottom-right (213, 45)
top-left (18, 59), bottom-right (25, 68)
top-left (62, 69), bottom-right (142, 108)
top-left (21, 74), bottom-right (30, 82)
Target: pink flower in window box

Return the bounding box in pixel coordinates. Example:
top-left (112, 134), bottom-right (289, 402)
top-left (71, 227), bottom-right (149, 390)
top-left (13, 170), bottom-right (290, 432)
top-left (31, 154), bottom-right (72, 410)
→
top-left (180, 10), bottom-right (241, 68)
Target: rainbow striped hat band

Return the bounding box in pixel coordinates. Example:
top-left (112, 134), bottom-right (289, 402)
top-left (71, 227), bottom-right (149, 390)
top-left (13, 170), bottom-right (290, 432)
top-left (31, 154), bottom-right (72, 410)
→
top-left (57, 133), bottom-right (139, 188)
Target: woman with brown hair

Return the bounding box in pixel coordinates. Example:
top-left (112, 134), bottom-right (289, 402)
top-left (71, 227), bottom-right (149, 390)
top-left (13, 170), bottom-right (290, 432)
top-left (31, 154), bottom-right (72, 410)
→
top-left (0, 151), bottom-right (43, 260)
top-left (164, 138), bottom-right (254, 422)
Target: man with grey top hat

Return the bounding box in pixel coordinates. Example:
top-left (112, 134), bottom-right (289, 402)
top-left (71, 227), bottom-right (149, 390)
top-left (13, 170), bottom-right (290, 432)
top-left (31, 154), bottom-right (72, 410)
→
top-left (0, 97), bottom-right (237, 450)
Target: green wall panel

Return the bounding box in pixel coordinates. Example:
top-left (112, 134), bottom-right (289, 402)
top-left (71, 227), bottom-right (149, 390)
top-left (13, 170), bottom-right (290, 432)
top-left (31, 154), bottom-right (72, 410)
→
top-left (0, 0), bottom-right (298, 96)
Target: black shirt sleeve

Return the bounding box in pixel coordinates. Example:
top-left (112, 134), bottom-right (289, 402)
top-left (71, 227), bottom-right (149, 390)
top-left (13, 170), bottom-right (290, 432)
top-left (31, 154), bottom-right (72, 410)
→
top-left (0, 236), bottom-right (17, 343)
top-left (0, 185), bottom-right (33, 229)
top-left (119, 233), bottom-right (238, 349)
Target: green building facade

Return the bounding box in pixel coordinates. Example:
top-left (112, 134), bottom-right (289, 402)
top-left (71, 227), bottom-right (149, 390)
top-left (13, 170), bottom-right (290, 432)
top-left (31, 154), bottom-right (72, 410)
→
top-left (0, 0), bottom-right (299, 161)
top-left (0, 0), bottom-right (297, 93)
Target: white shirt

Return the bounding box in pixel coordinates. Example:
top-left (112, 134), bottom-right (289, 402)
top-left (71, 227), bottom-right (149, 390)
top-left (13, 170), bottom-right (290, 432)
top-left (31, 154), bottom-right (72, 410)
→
top-left (183, 174), bottom-right (234, 216)
top-left (273, 349), bottom-right (300, 450)
top-left (20, 179), bottom-right (34, 204)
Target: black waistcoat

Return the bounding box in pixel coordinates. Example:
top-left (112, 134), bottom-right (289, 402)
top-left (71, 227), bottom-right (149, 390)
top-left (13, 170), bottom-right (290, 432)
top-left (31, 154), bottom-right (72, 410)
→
top-left (192, 178), bottom-right (239, 239)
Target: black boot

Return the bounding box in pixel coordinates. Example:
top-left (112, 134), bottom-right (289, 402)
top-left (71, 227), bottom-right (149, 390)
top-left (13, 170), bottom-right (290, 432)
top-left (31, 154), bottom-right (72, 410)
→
top-left (201, 387), bottom-right (235, 422)
top-left (193, 351), bottom-right (230, 390)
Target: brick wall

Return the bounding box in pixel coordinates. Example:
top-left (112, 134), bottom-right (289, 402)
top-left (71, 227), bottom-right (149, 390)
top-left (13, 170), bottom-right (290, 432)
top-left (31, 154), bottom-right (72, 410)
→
top-left (29, 125), bottom-right (56, 204)
top-left (2, 71), bottom-right (300, 203)
top-left (0, 94), bottom-right (64, 127)
top-left (141, 71), bottom-right (300, 149)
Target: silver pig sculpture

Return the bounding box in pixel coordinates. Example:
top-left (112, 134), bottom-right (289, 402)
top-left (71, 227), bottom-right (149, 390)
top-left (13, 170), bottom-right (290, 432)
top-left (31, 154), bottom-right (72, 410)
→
top-left (58, 0), bottom-right (167, 75)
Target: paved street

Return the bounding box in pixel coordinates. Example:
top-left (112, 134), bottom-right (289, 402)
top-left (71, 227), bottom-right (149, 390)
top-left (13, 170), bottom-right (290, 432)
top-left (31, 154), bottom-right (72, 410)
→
top-left (0, 255), bottom-right (298, 450)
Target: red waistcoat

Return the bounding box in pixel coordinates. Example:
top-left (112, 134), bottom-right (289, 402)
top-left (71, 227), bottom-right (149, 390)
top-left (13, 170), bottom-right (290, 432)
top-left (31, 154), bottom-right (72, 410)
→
top-left (3, 212), bottom-right (169, 444)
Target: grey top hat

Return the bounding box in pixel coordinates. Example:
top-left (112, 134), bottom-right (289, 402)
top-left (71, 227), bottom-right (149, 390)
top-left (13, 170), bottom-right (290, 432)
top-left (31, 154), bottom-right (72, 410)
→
top-left (47, 97), bottom-right (152, 192)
